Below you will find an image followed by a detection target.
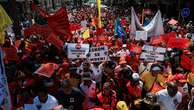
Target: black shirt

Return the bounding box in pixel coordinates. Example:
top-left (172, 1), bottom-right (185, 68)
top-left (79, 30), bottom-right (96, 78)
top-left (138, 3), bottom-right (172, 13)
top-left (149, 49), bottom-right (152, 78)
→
top-left (56, 88), bottom-right (85, 110)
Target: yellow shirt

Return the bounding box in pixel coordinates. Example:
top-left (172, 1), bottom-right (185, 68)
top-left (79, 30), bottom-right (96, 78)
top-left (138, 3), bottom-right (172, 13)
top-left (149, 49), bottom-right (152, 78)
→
top-left (187, 72), bottom-right (194, 86)
top-left (140, 71), bottom-right (156, 91)
top-left (140, 71), bottom-right (166, 92)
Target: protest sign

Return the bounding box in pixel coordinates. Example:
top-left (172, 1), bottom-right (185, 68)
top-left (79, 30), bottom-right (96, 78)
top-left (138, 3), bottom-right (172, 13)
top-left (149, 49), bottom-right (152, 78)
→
top-left (89, 45), bottom-right (109, 62)
top-left (142, 45), bottom-right (166, 53)
top-left (140, 52), bottom-right (164, 61)
top-left (135, 31), bottom-right (147, 41)
top-left (34, 63), bottom-right (59, 78)
top-left (67, 43), bottom-right (90, 59)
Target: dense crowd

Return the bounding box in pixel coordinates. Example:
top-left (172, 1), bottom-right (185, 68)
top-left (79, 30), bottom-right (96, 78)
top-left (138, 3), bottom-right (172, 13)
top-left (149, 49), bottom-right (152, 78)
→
top-left (1, 4), bottom-right (194, 110)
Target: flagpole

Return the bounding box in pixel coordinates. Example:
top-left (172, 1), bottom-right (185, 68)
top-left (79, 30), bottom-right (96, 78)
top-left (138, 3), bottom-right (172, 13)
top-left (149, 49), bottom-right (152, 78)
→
top-left (96, 0), bottom-right (102, 46)
top-left (141, 9), bottom-right (144, 25)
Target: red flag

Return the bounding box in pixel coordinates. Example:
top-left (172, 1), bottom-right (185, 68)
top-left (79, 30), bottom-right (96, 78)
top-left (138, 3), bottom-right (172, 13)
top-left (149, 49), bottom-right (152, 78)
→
top-left (151, 37), bottom-right (163, 45)
top-left (96, 28), bottom-right (104, 35)
top-left (180, 55), bottom-right (191, 70)
top-left (130, 44), bottom-right (142, 54)
top-left (35, 63), bottom-right (59, 78)
top-left (47, 33), bottom-right (64, 50)
top-left (161, 32), bottom-right (176, 44)
top-left (70, 23), bottom-right (82, 31)
top-left (47, 7), bottom-right (72, 39)
top-left (23, 24), bottom-right (52, 38)
top-left (167, 38), bottom-right (190, 49)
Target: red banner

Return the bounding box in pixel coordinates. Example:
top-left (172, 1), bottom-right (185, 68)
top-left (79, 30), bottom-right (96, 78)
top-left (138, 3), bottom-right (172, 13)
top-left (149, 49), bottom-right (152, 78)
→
top-left (47, 8), bottom-right (72, 39)
top-left (180, 55), bottom-right (191, 70)
top-left (3, 47), bottom-right (18, 61)
top-left (167, 38), bottom-right (190, 49)
top-left (47, 33), bottom-right (64, 50)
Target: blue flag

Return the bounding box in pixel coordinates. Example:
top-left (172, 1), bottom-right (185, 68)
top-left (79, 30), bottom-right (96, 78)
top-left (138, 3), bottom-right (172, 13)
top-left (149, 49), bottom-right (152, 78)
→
top-left (114, 18), bottom-right (126, 38)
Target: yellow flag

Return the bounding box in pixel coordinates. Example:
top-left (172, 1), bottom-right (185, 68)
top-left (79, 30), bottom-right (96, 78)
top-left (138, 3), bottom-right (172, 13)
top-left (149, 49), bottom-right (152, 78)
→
top-left (97, 0), bottom-right (102, 28)
top-left (0, 5), bottom-right (13, 44)
top-left (83, 28), bottom-right (90, 39)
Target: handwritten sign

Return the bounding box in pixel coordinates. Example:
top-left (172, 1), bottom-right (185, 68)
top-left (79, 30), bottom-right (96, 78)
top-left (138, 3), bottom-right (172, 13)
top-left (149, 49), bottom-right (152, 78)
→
top-left (135, 31), bottom-right (147, 41)
top-left (89, 46), bottom-right (109, 62)
top-left (67, 43), bottom-right (89, 59)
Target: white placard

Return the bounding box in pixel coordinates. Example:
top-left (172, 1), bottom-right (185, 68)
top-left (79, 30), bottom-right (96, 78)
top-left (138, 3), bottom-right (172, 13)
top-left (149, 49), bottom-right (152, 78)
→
top-left (135, 31), bottom-right (148, 41)
top-left (67, 43), bottom-right (90, 59)
top-left (89, 46), bottom-right (109, 62)
top-left (140, 52), bottom-right (164, 61)
top-left (142, 45), bottom-right (166, 53)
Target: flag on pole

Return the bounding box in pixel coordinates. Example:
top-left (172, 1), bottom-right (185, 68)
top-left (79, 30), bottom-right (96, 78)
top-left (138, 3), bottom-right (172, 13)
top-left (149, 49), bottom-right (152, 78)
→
top-left (0, 47), bottom-right (12, 110)
top-left (114, 18), bottom-right (126, 38)
top-left (97, 0), bottom-right (102, 28)
top-left (83, 28), bottom-right (90, 40)
top-left (0, 5), bottom-right (13, 44)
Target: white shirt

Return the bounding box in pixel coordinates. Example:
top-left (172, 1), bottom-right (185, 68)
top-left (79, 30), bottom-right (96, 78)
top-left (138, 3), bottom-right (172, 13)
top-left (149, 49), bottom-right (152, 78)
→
top-left (80, 80), bottom-right (96, 108)
top-left (81, 20), bottom-right (88, 28)
top-left (156, 89), bottom-right (182, 110)
top-left (33, 94), bottom-right (58, 110)
top-left (116, 49), bottom-right (130, 57)
top-left (90, 64), bottom-right (102, 83)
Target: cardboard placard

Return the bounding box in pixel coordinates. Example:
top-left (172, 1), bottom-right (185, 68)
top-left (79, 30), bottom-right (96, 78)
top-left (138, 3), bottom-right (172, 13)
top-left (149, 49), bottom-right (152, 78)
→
top-left (140, 52), bottom-right (164, 61)
top-left (135, 31), bottom-right (147, 41)
top-left (67, 43), bottom-right (90, 59)
top-left (89, 46), bottom-right (109, 62)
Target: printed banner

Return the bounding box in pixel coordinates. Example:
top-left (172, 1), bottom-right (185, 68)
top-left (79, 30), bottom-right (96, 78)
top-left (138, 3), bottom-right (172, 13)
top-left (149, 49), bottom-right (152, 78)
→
top-left (135, 31), bottom-right (147, 41)
top-left (140, 52), bottom-right (164, 61)
top-left (89, 46), bottom-right (109, 62)
top-left (67, 43), bottom-right (90, 59)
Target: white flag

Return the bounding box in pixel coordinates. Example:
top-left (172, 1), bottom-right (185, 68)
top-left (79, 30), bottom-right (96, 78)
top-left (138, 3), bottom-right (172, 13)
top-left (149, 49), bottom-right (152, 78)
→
top-left (0, 48), bottom-right (12, 110)
top-left (130, 7), bottom-right (164, 39)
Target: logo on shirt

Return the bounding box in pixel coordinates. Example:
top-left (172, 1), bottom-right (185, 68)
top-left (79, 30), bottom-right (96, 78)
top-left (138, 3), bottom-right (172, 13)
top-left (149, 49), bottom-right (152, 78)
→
top-left (70, 98), bottom-right (75, 103)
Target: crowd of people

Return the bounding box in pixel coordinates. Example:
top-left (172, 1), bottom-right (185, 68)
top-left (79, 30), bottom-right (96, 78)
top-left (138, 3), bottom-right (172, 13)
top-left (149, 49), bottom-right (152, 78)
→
top-left (1, 3), bottom-right (194, 110)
